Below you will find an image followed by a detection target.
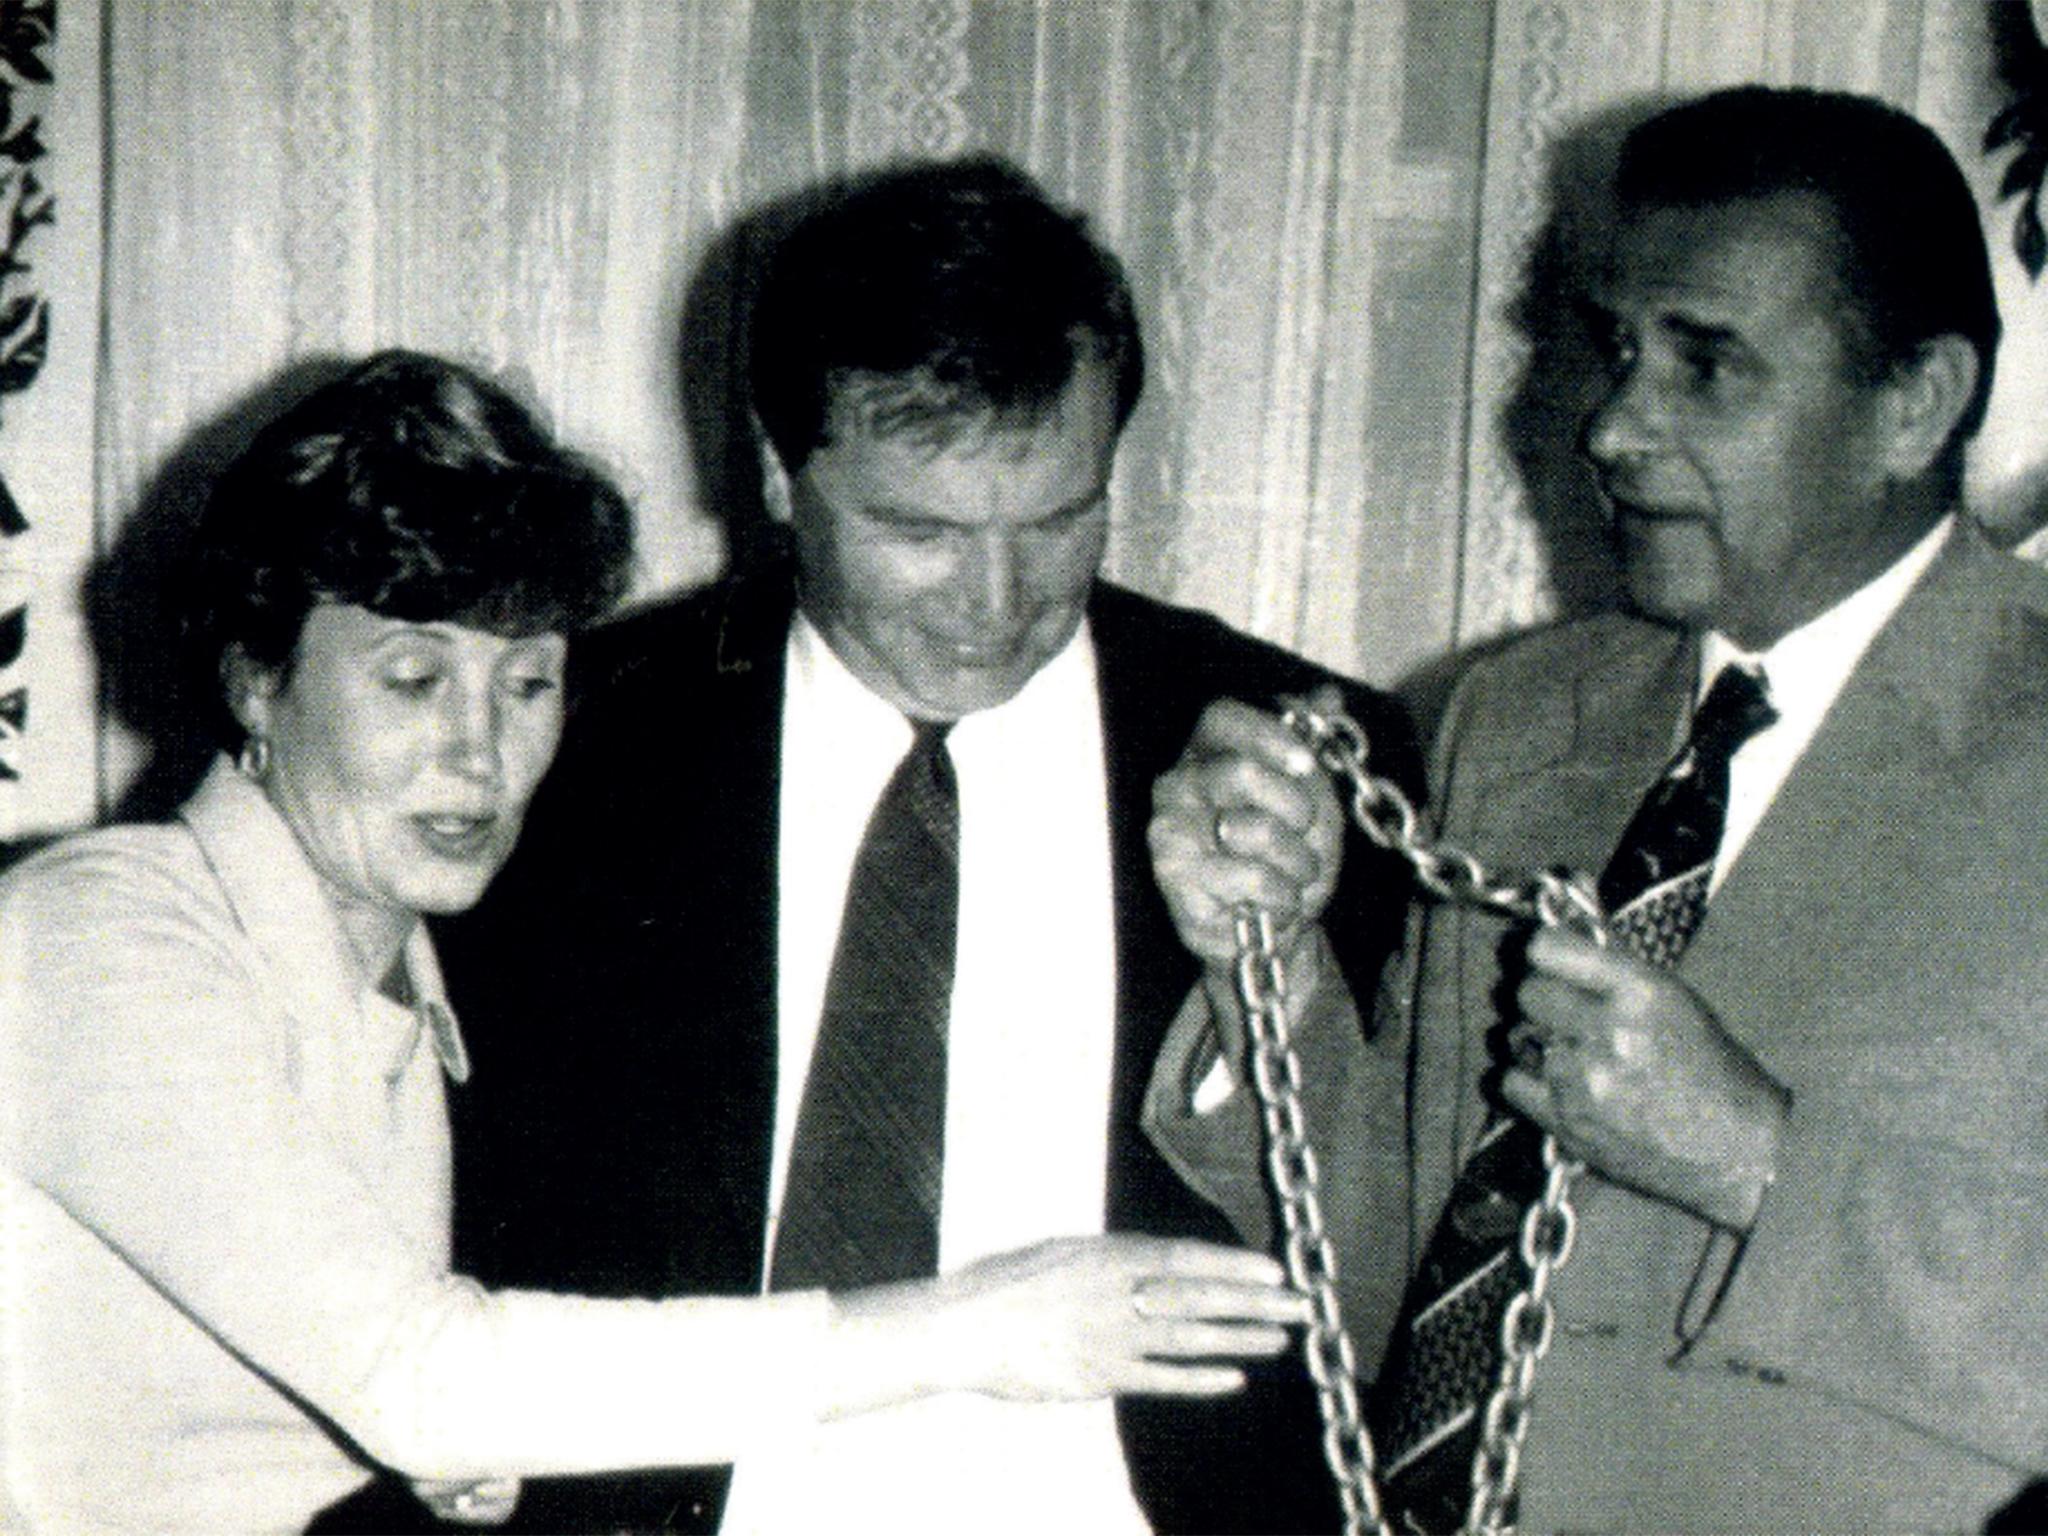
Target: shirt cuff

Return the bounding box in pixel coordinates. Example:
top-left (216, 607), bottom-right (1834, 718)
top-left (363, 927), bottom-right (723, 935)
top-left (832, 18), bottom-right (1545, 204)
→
top-left (1191, 1053), bottom-right (1237, 1115)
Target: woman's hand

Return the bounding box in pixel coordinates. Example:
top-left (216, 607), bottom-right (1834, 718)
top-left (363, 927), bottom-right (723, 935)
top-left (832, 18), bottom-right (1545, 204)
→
top-left (940, 1234), bottom-right (1309, 1399)
top-left (826, 1235), bottom-right (1308, 1413)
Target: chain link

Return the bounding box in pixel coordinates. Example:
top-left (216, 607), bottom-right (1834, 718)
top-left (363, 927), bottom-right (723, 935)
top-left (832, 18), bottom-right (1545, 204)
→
top-left (1229, 701), bottom-right (1606, 1536)
top-left (1235, 907), bottom-right (1390, 1536)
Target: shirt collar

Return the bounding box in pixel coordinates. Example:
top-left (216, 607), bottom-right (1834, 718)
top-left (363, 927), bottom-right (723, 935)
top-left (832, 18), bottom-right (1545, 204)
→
top-left (787, 612), bottom-right (923, 761)
top-left (948, 620), bottom-right (1096, 762)
top-left (179, 756), bottom-right (471, 1084)
top-left (1700, 513), bottom-right (1955, 719)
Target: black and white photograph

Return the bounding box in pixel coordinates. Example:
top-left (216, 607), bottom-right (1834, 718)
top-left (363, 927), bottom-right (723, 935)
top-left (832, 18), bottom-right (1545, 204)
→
top-left (6, 3), bottom-right (2048, 1533)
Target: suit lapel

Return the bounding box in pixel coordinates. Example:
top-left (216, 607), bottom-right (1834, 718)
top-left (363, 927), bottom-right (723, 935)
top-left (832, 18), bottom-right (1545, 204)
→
top-left (1461, 623), bottom-right (1693, 895)
top-left (660, 568), bottom-right (793, 1290)
top-left (1416, 622), bottom-right (1690, 1213)
top-left (1680, 524), bottom-right (2048, 1067)
top-left (1089, 587), bottom-right (1208, 1229)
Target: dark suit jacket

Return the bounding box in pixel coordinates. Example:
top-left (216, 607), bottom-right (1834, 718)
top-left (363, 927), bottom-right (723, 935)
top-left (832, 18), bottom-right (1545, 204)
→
top-left (318, 565), bottom-right (1419, 1535)
top-left (1155, 522), bottom-right (2048, 1531)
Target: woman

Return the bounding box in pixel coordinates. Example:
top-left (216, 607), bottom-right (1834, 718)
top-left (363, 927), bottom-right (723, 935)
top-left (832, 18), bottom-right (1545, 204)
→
top-left (0, 352), bottom-right (1304, 1534)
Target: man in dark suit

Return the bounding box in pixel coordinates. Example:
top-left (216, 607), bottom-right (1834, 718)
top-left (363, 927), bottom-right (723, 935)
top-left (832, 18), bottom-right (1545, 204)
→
top-left (1148, 87), bottom-right (2048, 1531)
top-left (412, 158), bottom-right (1417, 1534)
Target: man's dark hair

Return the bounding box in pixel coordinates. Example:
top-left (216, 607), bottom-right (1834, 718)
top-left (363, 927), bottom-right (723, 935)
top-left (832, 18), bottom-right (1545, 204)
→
top-left (1616, 85), bottom-right (1999, 491)
top-left (188, 349), bottom-right (635, 747)
top-left (748, 155), bottom-right (1144, 470)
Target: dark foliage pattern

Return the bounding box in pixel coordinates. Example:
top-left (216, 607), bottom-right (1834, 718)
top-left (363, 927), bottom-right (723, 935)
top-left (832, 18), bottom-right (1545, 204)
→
top-left (0, 0), bottom-right (50, 785)
top-left (1988, 2), bottom-right (2048, 279)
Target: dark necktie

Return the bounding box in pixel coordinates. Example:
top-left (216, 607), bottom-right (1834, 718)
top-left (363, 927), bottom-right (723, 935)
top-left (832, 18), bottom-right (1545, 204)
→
top-left (1373, 662), bottom-right (1777, 1532)
top-left (771, 719), bottom-right (959, 1290)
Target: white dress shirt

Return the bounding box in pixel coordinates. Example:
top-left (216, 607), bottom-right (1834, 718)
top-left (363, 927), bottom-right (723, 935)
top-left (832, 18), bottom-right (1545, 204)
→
top-left (1702, 514), bottom-right (1953, 893)
top-left (722, 614), bottom-right (1148, 1535)
top-left (0, 762), bottom-right (835, 1535)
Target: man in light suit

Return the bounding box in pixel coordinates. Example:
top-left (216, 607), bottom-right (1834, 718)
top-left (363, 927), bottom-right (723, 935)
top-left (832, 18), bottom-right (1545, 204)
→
top-left (1146, 86), bottom-right (2048, 1530)
top-left (371, 158), bottom-right (1418, 1536)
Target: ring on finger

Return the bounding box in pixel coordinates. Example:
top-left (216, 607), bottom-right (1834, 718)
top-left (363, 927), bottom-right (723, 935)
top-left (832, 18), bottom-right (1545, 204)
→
top-left (1537, 1031), bottom-right (1586, 1074)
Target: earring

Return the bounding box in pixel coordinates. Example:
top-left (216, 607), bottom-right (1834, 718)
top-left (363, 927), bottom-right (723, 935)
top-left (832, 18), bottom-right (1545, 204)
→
top-left (757, 433), bottom-right (794, 524)
top-left (237, 734), bottom-right (272, 780)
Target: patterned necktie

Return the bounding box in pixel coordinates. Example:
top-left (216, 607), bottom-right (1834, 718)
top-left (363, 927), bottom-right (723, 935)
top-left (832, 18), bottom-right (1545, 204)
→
top-left (771, 719), bottom-right (959, 1289)
top-left (1373, 662), bottom-right (1776, 1532)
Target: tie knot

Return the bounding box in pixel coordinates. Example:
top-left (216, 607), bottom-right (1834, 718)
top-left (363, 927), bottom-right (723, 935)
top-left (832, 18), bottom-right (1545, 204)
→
top-left (1690, 664), bottom-right (1775, 760)
top-left (907, 717), bottom-right (955, 752)
top-left (904, 718), bottom-right (956, 782)
top-left (898, 717), bottom-right (959, 817)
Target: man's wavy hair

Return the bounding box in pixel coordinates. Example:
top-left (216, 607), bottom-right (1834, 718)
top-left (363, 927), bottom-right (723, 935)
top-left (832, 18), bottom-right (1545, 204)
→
top-left (749, 155), bottom-right (1144, 471)
top-left (187, 349), bottom-right (635, 748)
top-left (1616, 85), bottom-right (1999, 496)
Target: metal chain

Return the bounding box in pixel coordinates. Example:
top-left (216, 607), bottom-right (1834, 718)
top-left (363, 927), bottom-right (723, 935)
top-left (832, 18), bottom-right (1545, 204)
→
top-left (1229, 701), bottom-right (1608, 1536)
top-left (1235, 907), bottom-right (1390, 1536)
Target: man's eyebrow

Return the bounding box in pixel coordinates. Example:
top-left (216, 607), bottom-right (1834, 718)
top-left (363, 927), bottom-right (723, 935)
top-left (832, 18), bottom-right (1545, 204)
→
top-left (860, 501), bottom-right (949, 525)
top-left (1572, 293), bottom-right (1618, 330)
top-left (857, 484), bottom-right (1108, 528)
top-left (1036, 485), bottom-right (1109, 522)
top-left (1661, 313), bottom-right (1743, 349)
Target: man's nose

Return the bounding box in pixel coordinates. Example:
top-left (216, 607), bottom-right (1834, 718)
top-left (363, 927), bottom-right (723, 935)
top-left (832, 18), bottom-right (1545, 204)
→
top-left (961, 530), bottom-right (1021, 626)
top-left (1583, 367), bottom-right (1664, 470)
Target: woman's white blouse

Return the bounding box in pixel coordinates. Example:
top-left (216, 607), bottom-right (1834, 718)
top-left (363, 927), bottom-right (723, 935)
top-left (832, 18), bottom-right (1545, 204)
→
top-left (0, 761), bottom-right (831, 1535)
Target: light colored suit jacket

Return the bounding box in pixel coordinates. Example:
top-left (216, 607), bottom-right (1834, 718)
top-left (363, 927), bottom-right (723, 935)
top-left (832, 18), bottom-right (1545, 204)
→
top-left (1152, 521), bottom-right (2048, 1531)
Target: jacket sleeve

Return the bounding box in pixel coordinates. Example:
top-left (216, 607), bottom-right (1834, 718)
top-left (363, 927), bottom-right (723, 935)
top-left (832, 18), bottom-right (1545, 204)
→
top-left (0, 843), bottom-right (838, 1482)
top-left (1141, 931), bottom-right (1414, 1383)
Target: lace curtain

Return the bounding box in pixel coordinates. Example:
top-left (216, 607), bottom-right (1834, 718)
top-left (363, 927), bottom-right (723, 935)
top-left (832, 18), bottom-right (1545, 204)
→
top-left (1, 0), bottom-right (2036, 835)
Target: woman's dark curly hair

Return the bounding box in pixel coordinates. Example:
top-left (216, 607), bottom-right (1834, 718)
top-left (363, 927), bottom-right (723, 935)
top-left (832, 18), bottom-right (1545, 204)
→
top-left (187, 349), bottom-right (635, 748)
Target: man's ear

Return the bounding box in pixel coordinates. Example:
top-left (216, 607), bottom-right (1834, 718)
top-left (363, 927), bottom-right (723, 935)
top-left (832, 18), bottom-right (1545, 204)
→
top-left (1880, 332), bottom-right (1978, 481)
top-left (220, 643), bottom-right (280, 741)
